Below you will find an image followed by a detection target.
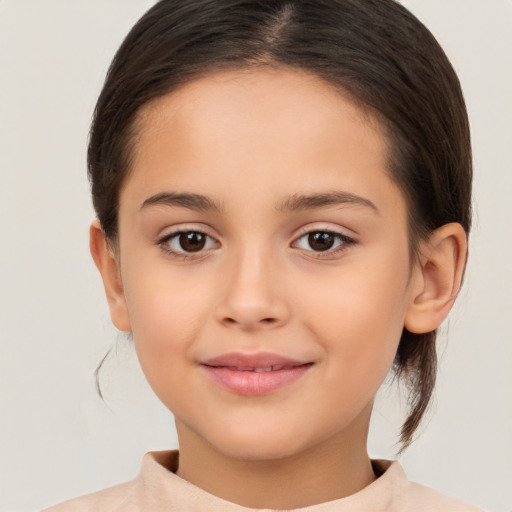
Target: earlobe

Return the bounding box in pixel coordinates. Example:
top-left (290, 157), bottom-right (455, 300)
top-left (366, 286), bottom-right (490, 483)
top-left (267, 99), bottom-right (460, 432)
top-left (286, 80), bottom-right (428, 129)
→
top-left (89, 220), bottom-right (132, 332)
top-left (404, 223), bottom-right (467, 334)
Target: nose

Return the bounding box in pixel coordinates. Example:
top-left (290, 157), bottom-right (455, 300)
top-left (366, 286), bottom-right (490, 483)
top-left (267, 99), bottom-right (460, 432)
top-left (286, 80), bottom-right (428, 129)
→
top-left (214, 246), bottom-right (291, 331)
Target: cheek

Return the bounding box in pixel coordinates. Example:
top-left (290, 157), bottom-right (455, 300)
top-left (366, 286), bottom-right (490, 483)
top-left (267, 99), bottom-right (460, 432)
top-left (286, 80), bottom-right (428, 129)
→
top-left (121, 259), bottom-right (213, 389)
top-left (299, 254), bottom-right (411, 383)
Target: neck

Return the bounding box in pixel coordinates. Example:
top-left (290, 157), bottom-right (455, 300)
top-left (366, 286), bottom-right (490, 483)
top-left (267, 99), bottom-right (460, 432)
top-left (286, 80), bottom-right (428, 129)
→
top-left (175, 407), bottom-right (376, 509)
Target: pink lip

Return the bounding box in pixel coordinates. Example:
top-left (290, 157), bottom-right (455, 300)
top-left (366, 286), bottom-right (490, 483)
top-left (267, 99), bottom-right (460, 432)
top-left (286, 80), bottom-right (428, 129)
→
top-left (200, 352), bottom-right (314, 396)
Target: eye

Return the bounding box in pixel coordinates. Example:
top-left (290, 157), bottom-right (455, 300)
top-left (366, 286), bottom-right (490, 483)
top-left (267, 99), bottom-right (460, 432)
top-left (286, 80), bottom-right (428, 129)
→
top-left (160, 231), bottom-right (217, 254)
top-left (294, 230), bottom-right (354, 253)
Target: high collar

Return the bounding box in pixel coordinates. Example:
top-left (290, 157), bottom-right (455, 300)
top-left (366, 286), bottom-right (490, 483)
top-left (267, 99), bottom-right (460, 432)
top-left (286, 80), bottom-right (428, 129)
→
top-left (118, 450), bottom-right (402, 511)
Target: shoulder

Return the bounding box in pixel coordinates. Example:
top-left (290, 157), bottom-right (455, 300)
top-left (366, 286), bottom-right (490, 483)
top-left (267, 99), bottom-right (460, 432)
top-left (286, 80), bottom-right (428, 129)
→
top-left (394, 481), bottom-right (484, 511)
top-left (40, 451), bottom-right (180, 512)
top-left (380, 461), bottom-right (484, 512)
top-left (41, 481), bottom-right (136, 512)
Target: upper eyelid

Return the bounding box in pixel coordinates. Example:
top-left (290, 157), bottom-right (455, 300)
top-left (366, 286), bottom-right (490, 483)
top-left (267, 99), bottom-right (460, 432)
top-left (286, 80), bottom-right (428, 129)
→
top-left (155, 224), bottom-right (356, 245)
top-left (158, 227), bottom-right (351, 237)
top-left (159, 229), bottom-right (351, 239)
top-left (296, 229), bottom-right (352, 239)
top-left (160, 230), bottom-right (215, 242)
top-left (294, 224), bottom-right (356, 240)
top-left (157, 224), bottom-right (219, 241)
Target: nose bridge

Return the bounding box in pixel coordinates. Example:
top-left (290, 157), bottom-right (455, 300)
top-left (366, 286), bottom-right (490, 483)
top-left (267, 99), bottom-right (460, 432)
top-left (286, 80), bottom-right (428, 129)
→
top-left (215, 239), bottom-right (289, 329)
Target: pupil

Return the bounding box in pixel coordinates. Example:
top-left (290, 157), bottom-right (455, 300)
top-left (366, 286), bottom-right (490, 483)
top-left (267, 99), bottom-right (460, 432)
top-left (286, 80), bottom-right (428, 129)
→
top-left (179, 232), bottom-right (206, 252)
top-left (308, 232), bottom-right (334, 251)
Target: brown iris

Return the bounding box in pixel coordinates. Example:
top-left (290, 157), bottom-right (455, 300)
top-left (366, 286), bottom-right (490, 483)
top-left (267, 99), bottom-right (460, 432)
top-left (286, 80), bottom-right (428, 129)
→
top-left (179, 232), bottom-right (207, 252)
top-left (308, 232), bottom-right (335, 251)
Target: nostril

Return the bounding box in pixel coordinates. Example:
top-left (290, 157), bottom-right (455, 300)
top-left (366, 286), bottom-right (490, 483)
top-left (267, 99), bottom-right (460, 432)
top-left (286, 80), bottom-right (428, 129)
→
top-left (222, 316), bottom-right (276, 326)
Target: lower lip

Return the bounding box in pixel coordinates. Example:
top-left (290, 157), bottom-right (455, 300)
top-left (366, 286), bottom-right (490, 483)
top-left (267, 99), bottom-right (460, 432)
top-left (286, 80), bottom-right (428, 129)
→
top-left (202, 364), bottom-right (313, 396)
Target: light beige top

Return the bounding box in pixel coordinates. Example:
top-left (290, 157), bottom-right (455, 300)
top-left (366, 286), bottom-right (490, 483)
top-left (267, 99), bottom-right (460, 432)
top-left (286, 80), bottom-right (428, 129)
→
top-left (43, 450), bottom-right (482, 511)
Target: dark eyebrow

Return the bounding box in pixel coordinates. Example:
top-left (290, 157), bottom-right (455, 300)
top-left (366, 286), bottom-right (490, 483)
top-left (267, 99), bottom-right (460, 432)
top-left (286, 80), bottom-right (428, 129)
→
top-left (140, 190), bottom-right (377, 214)
top-left (276, 191), bottom-right (379, 213)
top-left (140, 192), bottom-right (222, 213)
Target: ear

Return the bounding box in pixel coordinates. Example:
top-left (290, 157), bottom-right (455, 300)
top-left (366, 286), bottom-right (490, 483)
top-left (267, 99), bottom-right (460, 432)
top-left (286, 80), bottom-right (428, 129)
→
top-left (89, 220), bottom-right (131, 332)
top-left (404, 223), bottom-right (467, 334)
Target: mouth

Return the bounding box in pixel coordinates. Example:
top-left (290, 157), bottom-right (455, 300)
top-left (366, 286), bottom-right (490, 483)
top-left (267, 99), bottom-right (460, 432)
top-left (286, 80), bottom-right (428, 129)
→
top-left (200, 352), bottom-right (314, 396)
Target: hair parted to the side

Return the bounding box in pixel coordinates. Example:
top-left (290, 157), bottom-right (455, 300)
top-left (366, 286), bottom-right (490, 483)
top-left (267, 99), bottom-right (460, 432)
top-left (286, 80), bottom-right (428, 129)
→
top-left (88, 0), bottom-right (472, 451)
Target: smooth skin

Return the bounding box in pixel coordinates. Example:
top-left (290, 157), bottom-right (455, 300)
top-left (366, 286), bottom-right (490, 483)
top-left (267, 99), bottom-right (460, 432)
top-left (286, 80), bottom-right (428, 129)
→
top-left (91, 67), bottom-right (467, 509)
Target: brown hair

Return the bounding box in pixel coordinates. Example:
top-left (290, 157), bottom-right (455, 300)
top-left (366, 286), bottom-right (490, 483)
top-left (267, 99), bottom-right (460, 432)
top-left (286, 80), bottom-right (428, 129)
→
top-left (89, 0), bottom-right (472, 450)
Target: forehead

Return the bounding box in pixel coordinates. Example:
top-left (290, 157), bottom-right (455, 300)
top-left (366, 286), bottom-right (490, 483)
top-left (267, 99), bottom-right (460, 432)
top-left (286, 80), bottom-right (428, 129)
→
top-left (122, 67), bottom-right (399, 214)
top-left (136, 66), bottom-right (382, 154)
top-left (141, 66), bottom-right (373, 123)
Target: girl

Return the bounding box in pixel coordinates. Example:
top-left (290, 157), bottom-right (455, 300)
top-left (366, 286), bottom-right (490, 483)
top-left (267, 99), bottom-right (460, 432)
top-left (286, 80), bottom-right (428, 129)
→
top-left (43, 0), bottom-right (482, 510)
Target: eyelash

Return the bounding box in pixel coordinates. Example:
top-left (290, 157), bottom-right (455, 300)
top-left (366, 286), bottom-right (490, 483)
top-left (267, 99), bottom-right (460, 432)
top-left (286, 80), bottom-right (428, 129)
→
top-left (293, 229), bottom-right (356, 257)
top-left (157, 229), bottom-right (356, 260)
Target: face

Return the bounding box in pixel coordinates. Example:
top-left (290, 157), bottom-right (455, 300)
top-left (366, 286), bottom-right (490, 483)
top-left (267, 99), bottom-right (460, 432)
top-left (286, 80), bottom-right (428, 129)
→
top-left (115, 68), bottom-right (419, 460)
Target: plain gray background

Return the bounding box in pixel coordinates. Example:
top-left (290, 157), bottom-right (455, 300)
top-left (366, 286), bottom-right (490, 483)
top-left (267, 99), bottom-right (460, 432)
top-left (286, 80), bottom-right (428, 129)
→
top-left (0, 1), bottom-right (511, 511)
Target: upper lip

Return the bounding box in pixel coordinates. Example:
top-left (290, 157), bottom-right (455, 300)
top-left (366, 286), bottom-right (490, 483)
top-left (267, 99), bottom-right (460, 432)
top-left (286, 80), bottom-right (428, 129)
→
top-left (201, 351), bottom-right (312, 370)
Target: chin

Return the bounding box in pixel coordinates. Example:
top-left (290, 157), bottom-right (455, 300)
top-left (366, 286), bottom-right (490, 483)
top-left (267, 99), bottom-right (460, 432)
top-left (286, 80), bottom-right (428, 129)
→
top-left (206, 423), bottom-right (311, 462)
